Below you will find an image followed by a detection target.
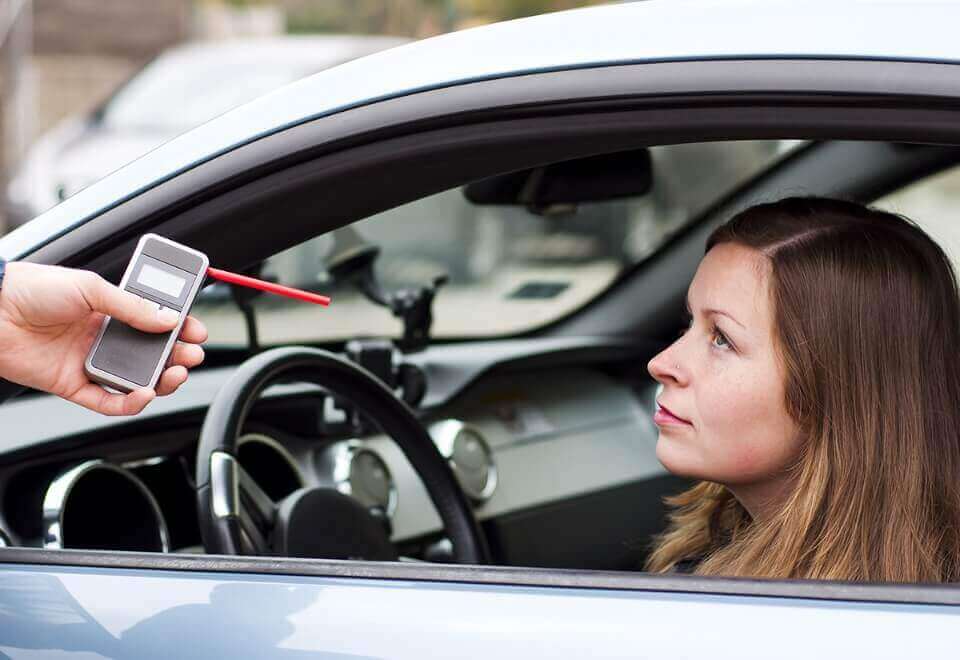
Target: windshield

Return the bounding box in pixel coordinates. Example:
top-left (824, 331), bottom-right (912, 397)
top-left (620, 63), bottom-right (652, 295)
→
top-left (193, 140), bottom-right (803, 346)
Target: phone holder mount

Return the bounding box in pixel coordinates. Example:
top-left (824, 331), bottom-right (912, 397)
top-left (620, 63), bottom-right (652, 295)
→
top-left (325, 240), bottom-right (447, 354)
top-left (320, 235), bottom-right (441, 431)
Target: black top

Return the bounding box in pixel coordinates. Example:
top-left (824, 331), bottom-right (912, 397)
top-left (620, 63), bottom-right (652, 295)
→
top-left (673, 557), bottom-right (703, 574)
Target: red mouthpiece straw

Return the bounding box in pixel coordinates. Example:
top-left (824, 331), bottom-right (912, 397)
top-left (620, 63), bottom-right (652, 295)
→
top-left (206, 267), bottom-right (331, 306)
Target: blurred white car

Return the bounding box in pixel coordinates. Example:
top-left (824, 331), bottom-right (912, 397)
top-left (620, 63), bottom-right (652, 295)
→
top-left (4, 35), bottom-right (407, 226)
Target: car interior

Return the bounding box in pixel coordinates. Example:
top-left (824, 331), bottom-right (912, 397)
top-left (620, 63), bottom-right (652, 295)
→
top-left (2, 132), bottom-right (960, 573)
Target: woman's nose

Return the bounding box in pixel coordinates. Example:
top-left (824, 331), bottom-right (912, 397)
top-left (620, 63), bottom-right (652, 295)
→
top-left (648, 344), bottom-right (686, 385)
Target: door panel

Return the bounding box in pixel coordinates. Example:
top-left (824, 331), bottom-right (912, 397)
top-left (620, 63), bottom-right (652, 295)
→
top-left (0, 563), bottom-right (954, 659)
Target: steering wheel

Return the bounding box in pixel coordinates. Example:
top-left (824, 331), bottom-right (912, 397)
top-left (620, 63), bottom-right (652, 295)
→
top-left (195, 346), bottom-right (489, 564)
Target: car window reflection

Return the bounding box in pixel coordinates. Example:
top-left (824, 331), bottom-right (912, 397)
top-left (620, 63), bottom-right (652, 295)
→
top-left (0, 571), bottom-right (374, 659)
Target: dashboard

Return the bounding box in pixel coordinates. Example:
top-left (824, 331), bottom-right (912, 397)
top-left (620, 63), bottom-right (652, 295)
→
top-left (0, 337), bottom-right (682, 569)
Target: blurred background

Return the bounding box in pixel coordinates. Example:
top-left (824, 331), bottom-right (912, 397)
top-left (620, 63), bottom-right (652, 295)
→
top-left (0, 0), bottom-right (612, 235)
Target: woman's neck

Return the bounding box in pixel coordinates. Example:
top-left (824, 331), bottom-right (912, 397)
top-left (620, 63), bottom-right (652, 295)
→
top-left (727, 474), bottom-right (794, 523)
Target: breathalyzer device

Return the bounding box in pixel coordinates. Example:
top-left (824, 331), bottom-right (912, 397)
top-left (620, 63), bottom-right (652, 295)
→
top-left (85, 234), bottom-right (209, 393)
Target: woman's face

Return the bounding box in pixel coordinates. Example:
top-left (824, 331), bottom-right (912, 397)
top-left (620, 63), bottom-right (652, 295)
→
top-left (647, 243), bottom-right (801, 508)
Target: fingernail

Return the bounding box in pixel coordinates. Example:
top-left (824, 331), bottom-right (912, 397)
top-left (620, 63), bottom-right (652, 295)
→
top-left (158, 308), bottom-right (178, 325)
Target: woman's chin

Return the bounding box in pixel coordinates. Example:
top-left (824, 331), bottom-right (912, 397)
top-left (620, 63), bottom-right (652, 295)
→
top-left (655, 434), bottom-right (707, 479)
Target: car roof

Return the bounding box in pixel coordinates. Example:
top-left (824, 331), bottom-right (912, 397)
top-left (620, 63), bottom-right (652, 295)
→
top-left (3, 0), bottom-right (958, 259)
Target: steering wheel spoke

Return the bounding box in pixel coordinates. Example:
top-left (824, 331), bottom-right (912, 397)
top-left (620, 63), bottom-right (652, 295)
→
top-left (207, 450), bottom-right (276, 555)
top-left (237, 498), bottom-right (270, 554)
top-left (237, 463), bottom-right (277, 538)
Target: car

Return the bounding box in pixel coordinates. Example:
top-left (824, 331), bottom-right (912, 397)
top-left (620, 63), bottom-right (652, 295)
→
top-left (1, 0), bottom-right (960, 656)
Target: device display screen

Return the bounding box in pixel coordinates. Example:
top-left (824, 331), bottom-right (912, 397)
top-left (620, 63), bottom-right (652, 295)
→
top-left (137, 263), bottom-right (186, 298)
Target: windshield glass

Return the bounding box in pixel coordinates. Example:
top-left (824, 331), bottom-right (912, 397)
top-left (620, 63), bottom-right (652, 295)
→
top-left (193, 140), bottom-right (803, 346)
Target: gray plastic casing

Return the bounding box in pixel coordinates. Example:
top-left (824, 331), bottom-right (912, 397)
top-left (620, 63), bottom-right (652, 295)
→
top-left (84, 234), bottom-right (208, 393)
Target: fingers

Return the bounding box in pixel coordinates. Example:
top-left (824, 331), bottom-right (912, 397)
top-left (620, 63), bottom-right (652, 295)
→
top-left (71, 361), bottom-right (193, 413)
top-left (168, 341), bottom-right (204, 369)
top-left (178, 315), bottom-right (208, 344)
top-left (81, 272), bottom-right (178, 333)
top-left (80, 272), bottom-right (208, 343)
top-left (69, 383), bottom-right (156, 416)
top-left (155, 365), bottom-right (188, 397)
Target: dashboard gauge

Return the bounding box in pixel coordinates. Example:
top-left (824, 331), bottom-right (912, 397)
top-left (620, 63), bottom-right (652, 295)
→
top-left (429, 419), bottom-right (498, 503)
top-left (316, 441), bottom-right (397, 516)
top-left (42, 459), bottom-right (170, 552)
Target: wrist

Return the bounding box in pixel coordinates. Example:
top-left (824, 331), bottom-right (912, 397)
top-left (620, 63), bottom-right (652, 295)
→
top-left (0, 258), bottom-right (12, 364)
top-left (0, 259), bottom-right (18, 349)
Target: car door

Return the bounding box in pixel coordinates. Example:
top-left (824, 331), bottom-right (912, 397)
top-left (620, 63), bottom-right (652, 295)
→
top-left (1, 552), bottom-right (959, 659)
top-left (3, 4), bottom-right (960, 656)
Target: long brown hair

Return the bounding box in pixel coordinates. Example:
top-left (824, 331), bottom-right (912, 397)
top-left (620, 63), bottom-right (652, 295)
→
top-left (646, 197), bottom-right (960, 582)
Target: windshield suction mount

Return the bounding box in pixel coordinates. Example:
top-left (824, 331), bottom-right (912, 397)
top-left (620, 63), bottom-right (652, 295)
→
top-left (325, 227), bottom-right (447, 353)
top-left (226, 261), bottom-right (274, 356)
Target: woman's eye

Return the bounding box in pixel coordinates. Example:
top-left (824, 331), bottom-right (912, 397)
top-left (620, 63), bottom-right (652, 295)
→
top-left (710, 326), bottom-right (730, 349)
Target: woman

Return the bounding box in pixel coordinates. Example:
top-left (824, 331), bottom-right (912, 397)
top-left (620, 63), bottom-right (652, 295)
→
top-left (645, 196), bottom-right (960, 582)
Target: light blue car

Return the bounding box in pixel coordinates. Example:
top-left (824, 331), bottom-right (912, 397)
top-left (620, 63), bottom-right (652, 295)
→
top-left (1, 0), bottom-right (959, 657)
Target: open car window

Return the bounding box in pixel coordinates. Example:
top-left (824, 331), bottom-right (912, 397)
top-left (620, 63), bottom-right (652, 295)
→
top-left (874, 163), bottom-right (960, 263)
top-left (193, 140), bottom-right (803, 346)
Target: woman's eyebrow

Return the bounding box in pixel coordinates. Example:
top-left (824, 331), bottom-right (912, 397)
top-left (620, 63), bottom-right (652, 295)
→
top-left (709, 309), bottom-right (745, 329)
top-left (685, 296), bottom-right (745, 329)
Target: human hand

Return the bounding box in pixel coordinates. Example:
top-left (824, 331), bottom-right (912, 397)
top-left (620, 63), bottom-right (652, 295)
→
top-left (0, 262), bottom-right (208, 415)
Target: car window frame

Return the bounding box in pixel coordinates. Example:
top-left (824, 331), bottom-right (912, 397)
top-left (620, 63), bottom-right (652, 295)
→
top-left (9, 56), bottom-right (960, 264)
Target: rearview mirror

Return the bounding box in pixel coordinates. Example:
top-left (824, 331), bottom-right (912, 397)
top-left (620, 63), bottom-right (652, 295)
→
top-left (463, 148), bottom-right (653, 215)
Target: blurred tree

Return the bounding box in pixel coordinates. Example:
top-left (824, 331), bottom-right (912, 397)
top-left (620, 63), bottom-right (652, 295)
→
top-left (280, 0), bottom-right (610, 37)
top-left (460, 0), bottom-right (608, 21)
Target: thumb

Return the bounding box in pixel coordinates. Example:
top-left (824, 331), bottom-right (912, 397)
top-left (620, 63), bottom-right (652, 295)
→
top-left (83, 273), bottom-right (179, 332)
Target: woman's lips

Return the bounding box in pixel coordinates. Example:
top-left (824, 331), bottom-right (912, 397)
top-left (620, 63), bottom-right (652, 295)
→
top-left (654, 401), bottom-right (693, 427)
